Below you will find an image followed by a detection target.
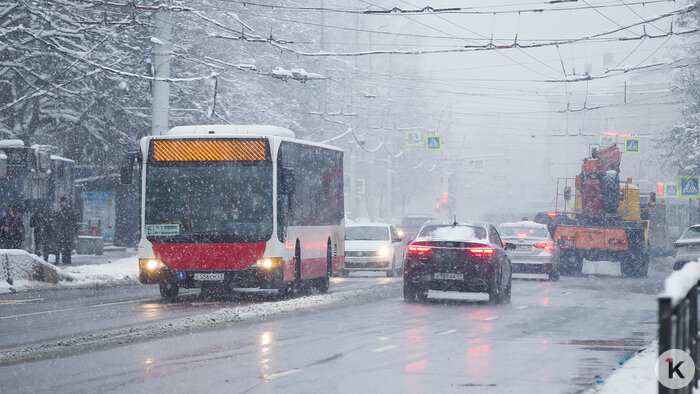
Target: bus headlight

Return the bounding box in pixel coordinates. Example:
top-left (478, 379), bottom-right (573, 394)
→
top-left (139, 258), bottom-right (162, 272)
top-left (255, 257), bottom-right (283, 270)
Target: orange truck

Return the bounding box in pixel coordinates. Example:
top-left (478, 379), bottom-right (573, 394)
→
top-left (538, 145), bottom-right (650, 277)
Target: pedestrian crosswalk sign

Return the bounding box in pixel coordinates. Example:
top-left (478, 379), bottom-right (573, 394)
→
top-left (665, 183), bottom-right (679, 197)
top-left (679, 176), bottom-right (700, 198)
top-left (600, 135), bottom-right (615, 147)
top-left (624, 138), bottom-right (640, 154)
top-left (426, 135), bottom-right (441, 151)
top-left (470, 159), bottom-right (484, 170)
top-left (405, 131), bottom-right (421, 146)
top-left (356, 178), bottom-right (366, 194)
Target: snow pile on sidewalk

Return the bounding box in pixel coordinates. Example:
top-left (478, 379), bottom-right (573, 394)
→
top-left (662, 259), bottom-right (700, 305)
top-left (58, 256), bottom-right (138, 288)
top-left (594, 343), bottom-right (657, 394)
top-left (0, 254), bottom-right (138, 294)
top-left (0, 250), bottom-right (67, 291)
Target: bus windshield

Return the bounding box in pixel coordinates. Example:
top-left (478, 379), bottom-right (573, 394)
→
top-left (145, 163), bottom-right (273, 243)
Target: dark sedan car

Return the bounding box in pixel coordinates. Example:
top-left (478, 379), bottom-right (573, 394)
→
top-left (403, 222), bottom-right (513, 304)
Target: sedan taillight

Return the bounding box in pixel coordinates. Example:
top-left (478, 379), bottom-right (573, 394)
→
top-left (408, 244), bottom-right (431, 255)
top-left (468, 247), bottom-right (495, 257)
top-left (534, 242), bottom-right (554, 251)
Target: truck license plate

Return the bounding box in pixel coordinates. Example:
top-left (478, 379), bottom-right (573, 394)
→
top-left (434, 273), bottom-right (463, 280)
top-left (194, 273), bottom-right (224, 281)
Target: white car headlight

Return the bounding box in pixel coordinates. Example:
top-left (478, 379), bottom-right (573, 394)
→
top-left (378, 247), bottom-right (390, 257)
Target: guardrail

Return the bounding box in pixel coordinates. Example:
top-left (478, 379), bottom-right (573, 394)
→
top-left (658, 261), bottom-right (700, 394)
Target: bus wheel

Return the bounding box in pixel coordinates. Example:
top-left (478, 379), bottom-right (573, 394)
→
top-left (315, 241), bottom-right (332, 294)
top-left (159, 280), bottom-right (179, 300)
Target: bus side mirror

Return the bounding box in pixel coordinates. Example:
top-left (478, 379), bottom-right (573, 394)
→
top-left (649, 192), bottom-right (656, 206)
top-left (120, 152), bottom-right (139, 184)
top-left (280, 167), bottom-right (295, 195)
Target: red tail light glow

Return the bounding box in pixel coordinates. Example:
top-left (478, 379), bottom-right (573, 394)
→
top-left (468, 247), bottom-right (495, 257)
top-left (408, 244), bottom-right (431, 255)
top-left (534, 242), bottom-right (554, 251)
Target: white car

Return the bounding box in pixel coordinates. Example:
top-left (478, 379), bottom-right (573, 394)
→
top-left (673, 224), bottom-right (700, 270)
top-left (343, 223), bottom-right (405, 277)
top-left (498, 221), bottom-right (559, 280)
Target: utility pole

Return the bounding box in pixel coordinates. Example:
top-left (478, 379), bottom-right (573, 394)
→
top-left (348, 142), bottom-right (357, 219)
top-left (151, 1), bottom-right (173, 136)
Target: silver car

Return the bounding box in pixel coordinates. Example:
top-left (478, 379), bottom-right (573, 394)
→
top-left (498, 221), bottom-right (559, 280)
top-left (673, 224), bottom-right (700, 270)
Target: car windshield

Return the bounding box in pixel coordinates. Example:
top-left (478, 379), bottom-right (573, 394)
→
top-left (417, 225), bottom-right (487, 241)
top-left (345, 226), bottom-right (389, 241)
top-left (145, 163), bottom-right (273, 242)
top-left (680, 226), bottom-right (700, 240)
top-left (499, 226), bottom-right (549, 237)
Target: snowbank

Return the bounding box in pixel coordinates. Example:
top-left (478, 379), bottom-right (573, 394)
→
top-left (661, 258), bottom-right (700, 305)
top-left (0, 250), bottom-right (66, 289)
top-left (0, 254), bottom-right (138, 294)
top-left (594, 342), bottom-right (657, 394)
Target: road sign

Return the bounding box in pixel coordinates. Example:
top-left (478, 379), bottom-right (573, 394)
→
top-left (645, 155), bottom-right (659, 167)
top-left (679, 176), bottom-right (700, 198)
top-left (426, 135), bottom-right (442, 151)
top-left (356, 178), bottom-right (366, 194)
top-left (665, 183), bottom-right (679, 197)
top-left (624, 138), bottom-right (640, 154)
top-left (600, 135), bottom-right (615, 147)
top-left (470, 159), bottom-right (484, 170)
top-left (405, 131), bottom-right (421, 146)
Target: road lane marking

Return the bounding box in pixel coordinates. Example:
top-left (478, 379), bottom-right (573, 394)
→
top-left (484, 317), bottom-right (497, 321)
top-left (89, 299), bottom-right (151, 308)
top-left (0, 308), bottom-right (73, 320)
top-left (372, 345), bottom-right (398, 352)
top-left (514, 306), bottom-right (528, 310)
top-left (264, 369), bottom-right (301, 380)
top-left (0, 298), bottom-right (43, 306)
top-left (437, 329), bottom-right (457, 335)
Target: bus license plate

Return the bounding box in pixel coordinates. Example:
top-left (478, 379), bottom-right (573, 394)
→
top-left (434, 273), bottom-right (463, 281)
top-left (194, 273), bottom-right (224, 281)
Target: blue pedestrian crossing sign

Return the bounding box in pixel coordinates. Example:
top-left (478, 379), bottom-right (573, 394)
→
top-left (356, 178), bottom-right (366, 194)
top-left (665, 183), bottom-right (679, 197)
top-left (624, 138), bottom-right (640, 154)
top-left (470, 159), bottom-right (484, 170)
top-left (405, 131), bottom-right (421, 146)
top-left (600, 134), bottom-right (615, 147)
top-left (426, 135), bottom-right (442, 151)
top-left (679, 176), bottom-right (700, 198)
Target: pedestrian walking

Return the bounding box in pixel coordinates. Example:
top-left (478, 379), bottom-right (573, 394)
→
top-left (53, 197), bottom-right (77, 265)
top-left (0, 205), bottom-right (24, 249)
top-left (30, 203), bottom-right (51, 260)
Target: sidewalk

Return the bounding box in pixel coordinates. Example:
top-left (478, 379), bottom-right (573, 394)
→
top-left (0, 248), bottom-right (138, 294)
top-left (592, 342), bottom-right (657, 394)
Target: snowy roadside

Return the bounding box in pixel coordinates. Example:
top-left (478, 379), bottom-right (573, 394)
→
top-left (589, 342), bottom-right (657, 394)
top-left (0, 255), bottom-right (138, 294)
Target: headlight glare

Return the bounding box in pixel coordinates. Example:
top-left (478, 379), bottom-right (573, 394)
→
top-left (255, 257), bottom-right (283, 270)
top-left (378, 247), bottom-right (390, 257)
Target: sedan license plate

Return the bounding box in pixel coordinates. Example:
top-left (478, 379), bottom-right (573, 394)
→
top-left (515, 245), bottom-right (532, 252)
top-left (434, 272), bottom-right (463, 281)
top-left (194, 273), bottom-right (224, 281)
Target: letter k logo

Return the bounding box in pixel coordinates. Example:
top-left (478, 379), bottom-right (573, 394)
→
top-left (667, 358), bottom-right (685, 379)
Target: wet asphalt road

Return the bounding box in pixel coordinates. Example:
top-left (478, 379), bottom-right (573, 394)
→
top-left (0, 260), bottom-right (670, 393)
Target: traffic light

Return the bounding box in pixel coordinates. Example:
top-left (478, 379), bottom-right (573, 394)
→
top-left (657, 183), bottom-right (664, 197)
top-left (442, 192), bottom-right (449, 204)
top-left (563, 187), bottom-right (572, 201)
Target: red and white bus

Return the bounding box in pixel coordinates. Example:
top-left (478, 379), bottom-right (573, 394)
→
top-left (121, 125), bottom-right (345, 299)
